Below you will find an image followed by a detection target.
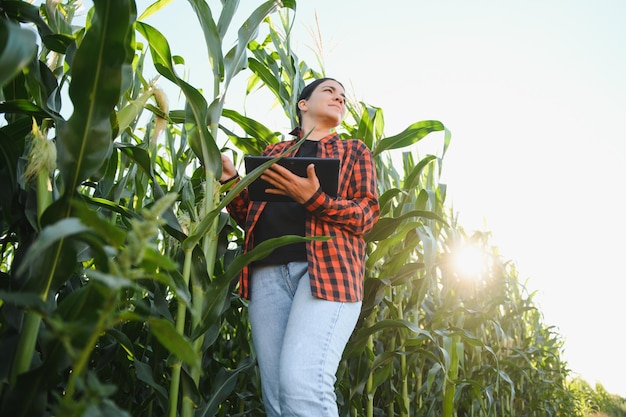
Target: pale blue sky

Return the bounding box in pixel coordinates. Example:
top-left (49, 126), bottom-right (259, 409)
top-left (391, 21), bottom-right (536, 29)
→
top-left (85, 0), bottom-right (626, 396)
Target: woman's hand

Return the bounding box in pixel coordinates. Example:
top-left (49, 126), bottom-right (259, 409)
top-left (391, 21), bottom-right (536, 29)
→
top-left (261, 163), bottom-right (320, 204)
top-left (220, 154), bottom-right (238, 182)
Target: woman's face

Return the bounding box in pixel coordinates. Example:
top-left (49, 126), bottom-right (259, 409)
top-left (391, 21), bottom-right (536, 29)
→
top-left (298, 79), bottom-right (347, 127)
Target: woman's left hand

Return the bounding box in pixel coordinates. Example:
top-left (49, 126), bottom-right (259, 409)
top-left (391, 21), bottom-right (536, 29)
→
top-left (261, 163), bottom-right (320, 204)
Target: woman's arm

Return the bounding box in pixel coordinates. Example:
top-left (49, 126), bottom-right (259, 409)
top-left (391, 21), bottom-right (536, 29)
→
top-left (305, 141), bottom-right (379, 236)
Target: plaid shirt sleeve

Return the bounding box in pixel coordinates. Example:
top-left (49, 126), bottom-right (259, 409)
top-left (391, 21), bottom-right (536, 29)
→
top-left (227, 136), bottom-right (380, 302)
top-left (302, 138), bottom-right (379, 301)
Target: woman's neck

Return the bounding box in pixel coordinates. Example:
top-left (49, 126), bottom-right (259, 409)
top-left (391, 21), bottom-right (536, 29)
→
top-left (299, 124), bottom-right (334, 141)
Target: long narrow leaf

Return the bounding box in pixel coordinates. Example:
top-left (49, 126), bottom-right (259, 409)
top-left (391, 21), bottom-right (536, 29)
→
top-left (0, 19), bottom-right (37, 88)
top-left (365, 210), bottom-right (447, 242)
top-left (196, 356), bottom-right (257, 417)
top-left (190, 234), bottom-right (328, 339)
top-left (222, 0), bottom-right (293, 87)
top-left (136, 21), bottom-right (221, 176)
top-left (187, 0), bottom-right (224, 80)
top-left (56, 0), bottom-right (136, 192)
top-left (147, 317), bottom-right (201, 370)
top-left (183, 137), bottom-right (307, 250)
top-left (372, 120), bottom-right (445, 156)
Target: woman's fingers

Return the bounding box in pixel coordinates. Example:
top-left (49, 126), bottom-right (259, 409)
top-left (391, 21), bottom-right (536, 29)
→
top-left (261, 164), bottom-right (319, 203)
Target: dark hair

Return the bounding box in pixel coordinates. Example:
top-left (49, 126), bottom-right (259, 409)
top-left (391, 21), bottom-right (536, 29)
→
top-left (293, 77), bottom-right (344, 131)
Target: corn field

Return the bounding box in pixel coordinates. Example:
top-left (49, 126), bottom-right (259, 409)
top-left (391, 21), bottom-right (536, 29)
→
top-left (1, 1), bottom-right (625, 416)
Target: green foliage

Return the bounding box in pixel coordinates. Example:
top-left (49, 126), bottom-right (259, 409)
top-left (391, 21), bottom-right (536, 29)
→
top-left (0, 1), bottom-right (623, 417)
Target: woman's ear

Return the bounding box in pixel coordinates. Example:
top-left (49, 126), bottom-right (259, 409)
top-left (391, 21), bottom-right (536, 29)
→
top-left (298, 99), bottom-right (307, 113)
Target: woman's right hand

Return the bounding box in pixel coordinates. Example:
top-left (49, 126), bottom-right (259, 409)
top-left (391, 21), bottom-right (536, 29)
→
top-left (220, 154), bottom-right (238, 182)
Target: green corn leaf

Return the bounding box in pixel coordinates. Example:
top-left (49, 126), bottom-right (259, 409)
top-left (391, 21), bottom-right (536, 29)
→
top-left (114, 144), bottom-right (186, 239)
top-left (0, 19), bottom-right (37, 88)
top-left (41, 33), bottom-right (75, 54)
top-left (354, 105), bottom-right (381, 150)
top-left (147, 317), bottom-right (200, 370)
top-left (221, 108), bottom-right (281, 154)
top-left (247, 56), bottom-right (281, 98)
top-left (217, 0), bottom-right (238, 38)
top-left (223, 1), bottom-right (293, 87)
top-left (0, 290), bottom-right (50, 314)
top-left (17, 218), bottom-right (90, 278)
top-left (136, 21), bottom-right (221, 176)
top-left (54, 284), bottom-right (108, 346)
top-left (190, 235), bottom-right (328, 339)
top-left (0, 0), bottom-right (52, 38)
top-left (86, 270), bottom-right (135, 290)
top-left (196, 356), bottom-right (257, 417)
top-left (71, 198), bottom-right (126, 247)
top-left (138, 0), bottom-right (175, 20)
top-left (0, 100), bottom-right (49, 119)
top-left (365, 210), bottom-right (446, 242)
top-left (376, 188), bottom-right (403, 216)
top-left (372, 120), bottom-right (446, 156)
top-left (133, 359), bottom-right (169, 399)
top-left (344, 319), bottom-right (434, 358)
top-left (187, 0), bottom-right (224, 80)
top-left (56, 0), bottom-right (136, 193)
top-left (404, 154), bottom-right (438, 191)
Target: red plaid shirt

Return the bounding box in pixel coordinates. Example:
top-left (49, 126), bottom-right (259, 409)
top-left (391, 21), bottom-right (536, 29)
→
top-left (227, 133), bottom-right (380, 302)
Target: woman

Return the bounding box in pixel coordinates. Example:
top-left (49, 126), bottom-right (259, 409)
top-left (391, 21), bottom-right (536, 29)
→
top-left (221, 78), bottom-right (379, 416)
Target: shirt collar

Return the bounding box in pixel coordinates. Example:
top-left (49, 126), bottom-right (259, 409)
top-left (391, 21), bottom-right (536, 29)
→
top-left (291, 130), bottom-right (339, 143)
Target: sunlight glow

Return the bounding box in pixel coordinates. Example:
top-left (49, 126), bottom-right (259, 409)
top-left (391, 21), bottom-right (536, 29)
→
top-left (453, 245), bottom-right (488, 280)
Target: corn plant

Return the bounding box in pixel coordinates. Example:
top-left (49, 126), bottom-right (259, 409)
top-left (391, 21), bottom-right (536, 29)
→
top-left (1, 1), bottom-right (619, 417)
top-left (0, 0), bottom-right (297, 416)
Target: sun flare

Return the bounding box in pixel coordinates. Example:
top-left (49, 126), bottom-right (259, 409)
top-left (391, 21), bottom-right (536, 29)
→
top-left (453, 245), bottom-right (488, 280)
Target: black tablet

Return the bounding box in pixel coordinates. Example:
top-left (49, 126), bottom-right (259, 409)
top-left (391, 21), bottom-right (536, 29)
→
top-left (244, 156), bottom-right (340, 202)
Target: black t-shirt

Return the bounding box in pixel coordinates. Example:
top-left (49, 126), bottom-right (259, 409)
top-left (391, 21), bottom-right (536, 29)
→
top-left (253, 140), bottom-right (319, 265)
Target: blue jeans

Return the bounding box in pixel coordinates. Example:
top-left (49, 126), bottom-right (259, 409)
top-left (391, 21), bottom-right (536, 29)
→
top-left (248, 262), bottom-right (362, 417)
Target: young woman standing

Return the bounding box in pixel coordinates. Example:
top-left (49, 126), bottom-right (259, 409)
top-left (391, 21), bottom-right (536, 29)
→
top-left (221, 78), bottom-right (379, 416)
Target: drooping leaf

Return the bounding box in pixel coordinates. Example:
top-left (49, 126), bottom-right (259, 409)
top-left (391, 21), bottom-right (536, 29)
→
top-left (190, 234), bottom-right (328, 339)
top-left (0, 0), bottom-right (52, 38)
top-left (221, 108), bottom-right (281, 154)
top-left (365, 210), bottom-right (447, 242)
top-left (372, 120), bottom-right (446, 156)
top-left (0, 19), bottom-right (37, 88)
top-left (16, 218), bottom-right (89, 294)
top-left (0, 100), bottom-right (49, 119)
top-left (147, 317), bottom-right (200, 370)
top-left (136, 21), bottom-right (221, 177)
top-left (41, 33), bottom-right (75, 54)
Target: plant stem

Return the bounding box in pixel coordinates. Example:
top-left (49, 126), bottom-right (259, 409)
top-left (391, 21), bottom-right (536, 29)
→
top-left (442, 334), bottom-right (460, 417)
top-left (9, 170), bottom-right (53, 385)
top-left (169, 248), bottom-right (193, 417)
top-left (397, 297), bottom-right (409, 417)
top-left (9, 313), bottom-right (41, 385)
top-left (181, 173), bottom-right (219, 417)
